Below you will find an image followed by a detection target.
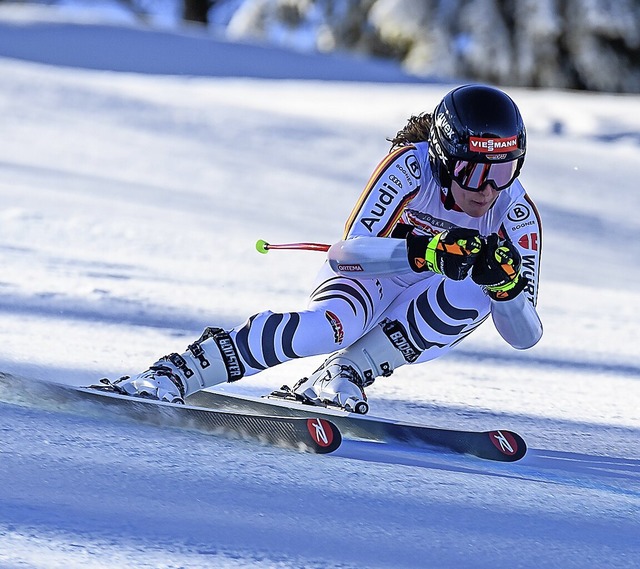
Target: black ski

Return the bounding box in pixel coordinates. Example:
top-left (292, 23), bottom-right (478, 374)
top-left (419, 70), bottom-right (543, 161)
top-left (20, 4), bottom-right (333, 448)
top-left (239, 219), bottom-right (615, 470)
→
top-left (82, 386), bottom-right (342, 454)
top-left (187, 388), bottom-right (527, 462)
top-left (0, 373), bottom-right (341, 454)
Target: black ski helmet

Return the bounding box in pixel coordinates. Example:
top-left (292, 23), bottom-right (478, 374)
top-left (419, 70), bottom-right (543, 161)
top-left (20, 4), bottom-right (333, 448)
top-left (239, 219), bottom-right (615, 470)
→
top-left (428, 85), bottom-right (526, 197)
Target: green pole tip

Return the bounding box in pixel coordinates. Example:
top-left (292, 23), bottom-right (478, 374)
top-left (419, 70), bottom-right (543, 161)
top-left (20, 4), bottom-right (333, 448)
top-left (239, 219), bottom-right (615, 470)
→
top-left (256, 239), bottom-right (269, 254)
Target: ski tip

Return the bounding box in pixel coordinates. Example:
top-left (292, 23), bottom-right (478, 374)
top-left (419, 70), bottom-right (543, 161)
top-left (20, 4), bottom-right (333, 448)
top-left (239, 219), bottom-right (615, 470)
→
top-left (256, 239), bottom-right (270, 254)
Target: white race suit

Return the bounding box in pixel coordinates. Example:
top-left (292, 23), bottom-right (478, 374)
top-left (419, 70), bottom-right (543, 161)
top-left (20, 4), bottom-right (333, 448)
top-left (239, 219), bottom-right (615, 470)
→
top-left (226, 141), bottom-right (542, 380)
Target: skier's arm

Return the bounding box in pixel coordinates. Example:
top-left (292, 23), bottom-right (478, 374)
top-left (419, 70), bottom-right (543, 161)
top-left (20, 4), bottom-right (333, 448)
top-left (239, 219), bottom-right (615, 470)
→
top-left (490, 293), bottom-right (542, 349)
top-left (326, 145), bottom-right (424, 277)
top-left (327, 228), bottom-right (482, 280)
top-left (328, 237), bottom-right (412, 277)
top-left (328, 229), bottom-right (543, 348)
top-left (476, 194), bottom-right (543, 349)
top-left (343, 145), bottom-right (422, 239)
top-left (333, 142), bottom-right (484, 278)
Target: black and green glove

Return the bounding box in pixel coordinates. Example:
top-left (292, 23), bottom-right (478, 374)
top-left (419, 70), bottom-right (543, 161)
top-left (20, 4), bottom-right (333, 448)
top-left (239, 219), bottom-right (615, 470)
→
top-left (407, 228), bottom-right (483, 280)
top-left (471, 234), bottom-right (528, 300)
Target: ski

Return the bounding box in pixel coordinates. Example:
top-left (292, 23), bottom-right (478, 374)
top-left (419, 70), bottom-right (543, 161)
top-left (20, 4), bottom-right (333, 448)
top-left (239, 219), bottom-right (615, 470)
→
top-left (0, 373), bottom-right (341, 454)
top-left (83, 386), bottom-right (342, 454)
top-left (187, 388), bottom-right (527, 462)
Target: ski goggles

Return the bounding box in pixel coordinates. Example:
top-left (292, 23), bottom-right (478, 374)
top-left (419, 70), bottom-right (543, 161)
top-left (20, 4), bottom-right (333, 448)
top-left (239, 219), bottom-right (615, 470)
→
top-left (451, 159), bottom-right (519, 191)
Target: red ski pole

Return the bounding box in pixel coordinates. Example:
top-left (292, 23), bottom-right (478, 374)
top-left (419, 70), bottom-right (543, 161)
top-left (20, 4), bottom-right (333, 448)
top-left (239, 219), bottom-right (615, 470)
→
top-left (256, 239), bottom-right (331, 254)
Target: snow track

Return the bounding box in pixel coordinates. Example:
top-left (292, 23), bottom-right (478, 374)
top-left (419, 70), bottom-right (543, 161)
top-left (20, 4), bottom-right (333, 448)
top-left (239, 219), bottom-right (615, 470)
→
top-left (0, 5), bottom-right (638, 568)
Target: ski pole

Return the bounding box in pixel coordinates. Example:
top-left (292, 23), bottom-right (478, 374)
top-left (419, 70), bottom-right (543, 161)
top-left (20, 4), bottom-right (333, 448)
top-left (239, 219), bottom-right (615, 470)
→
top-left (256, 239), bottom-right (331, 254)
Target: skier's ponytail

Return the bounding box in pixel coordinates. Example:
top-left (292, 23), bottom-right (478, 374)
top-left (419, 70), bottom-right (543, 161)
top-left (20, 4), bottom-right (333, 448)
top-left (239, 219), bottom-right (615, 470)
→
top-left (387, 113), bottom-right (433, 151)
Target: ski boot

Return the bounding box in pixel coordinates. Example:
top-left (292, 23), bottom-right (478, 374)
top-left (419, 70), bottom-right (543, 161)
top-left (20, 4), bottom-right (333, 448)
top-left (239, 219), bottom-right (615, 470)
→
top-left (91, 327), bottom-right (244, 404)
top-left (95, 357), bottom-right (194, 405)
top-left (290, 361), bottom-right (372, 414)
top-left (272, 319), bottom-right (419, 414)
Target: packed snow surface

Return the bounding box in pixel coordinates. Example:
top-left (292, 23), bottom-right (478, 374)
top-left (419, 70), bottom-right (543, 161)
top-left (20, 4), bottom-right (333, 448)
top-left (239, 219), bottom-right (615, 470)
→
top-left (0, 5), bottom-right (638, 569)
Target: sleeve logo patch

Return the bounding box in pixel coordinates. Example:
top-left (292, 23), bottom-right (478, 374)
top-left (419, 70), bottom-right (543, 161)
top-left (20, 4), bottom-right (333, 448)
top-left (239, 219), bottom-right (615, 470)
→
top-left (518, 233), bottom-right (538, 251)
top-left (325, 310), bottom-right (345, 344)
top-left (507, 204), bottom-right (531, 222)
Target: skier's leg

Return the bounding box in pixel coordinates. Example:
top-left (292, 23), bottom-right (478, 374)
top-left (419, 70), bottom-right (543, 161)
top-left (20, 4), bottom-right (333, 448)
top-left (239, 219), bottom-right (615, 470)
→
top-left (384, 274), bottom-right (491, 364)
top-left (229, 263), bottom-right (403, 372)
top-left (293, 274), bottom-right (491, 412)
top-left (291, 320), bottom-right (413, 413)
top-left (105, 326), bottom-right (245, 403)
top-left (108, 264), bottom-right (400, 403)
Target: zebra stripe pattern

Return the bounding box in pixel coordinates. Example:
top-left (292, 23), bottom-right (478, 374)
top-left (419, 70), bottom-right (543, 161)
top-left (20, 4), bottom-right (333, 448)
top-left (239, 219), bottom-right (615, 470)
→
top-left (406, 280), bottom-right (486, 350)
top-left (310, 276), bottom-right (375, 327)
top-left (234, 312), bottom-right (302, 371)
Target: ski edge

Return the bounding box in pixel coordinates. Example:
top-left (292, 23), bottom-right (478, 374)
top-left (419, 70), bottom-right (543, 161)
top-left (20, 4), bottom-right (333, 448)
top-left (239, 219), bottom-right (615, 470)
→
top-left (76, 387), bottom-right (343, 455)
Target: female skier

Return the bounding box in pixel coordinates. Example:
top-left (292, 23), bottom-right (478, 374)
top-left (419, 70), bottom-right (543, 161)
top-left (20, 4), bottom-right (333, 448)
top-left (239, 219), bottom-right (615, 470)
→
top-left (104, 84), bottom-right (543, 414)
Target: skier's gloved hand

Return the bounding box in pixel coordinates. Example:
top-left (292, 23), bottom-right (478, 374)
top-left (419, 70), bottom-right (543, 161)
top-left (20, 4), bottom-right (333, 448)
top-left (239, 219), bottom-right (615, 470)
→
top-left (407, 228), bottom-right (483, 280)
top-left (472, 234), bottom-right (528, 301)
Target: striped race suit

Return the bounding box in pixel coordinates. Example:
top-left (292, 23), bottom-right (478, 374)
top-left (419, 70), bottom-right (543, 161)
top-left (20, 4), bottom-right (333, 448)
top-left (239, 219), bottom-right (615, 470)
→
top-left (228, 141), bottom-right (542, 377)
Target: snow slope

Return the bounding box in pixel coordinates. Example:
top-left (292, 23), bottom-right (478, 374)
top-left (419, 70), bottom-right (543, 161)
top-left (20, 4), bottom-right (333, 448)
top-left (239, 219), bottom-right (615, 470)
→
top-left (0, 6), bottom-right (638, 569)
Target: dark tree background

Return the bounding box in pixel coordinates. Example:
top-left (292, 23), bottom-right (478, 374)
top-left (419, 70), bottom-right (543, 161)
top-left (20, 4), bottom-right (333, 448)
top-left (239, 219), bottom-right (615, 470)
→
top-left (216, 0), bottom-right (640, 94)
top-left (182, 0), bottom-right (215, 24)
top-left (1, 0), bottom-right (637, 92)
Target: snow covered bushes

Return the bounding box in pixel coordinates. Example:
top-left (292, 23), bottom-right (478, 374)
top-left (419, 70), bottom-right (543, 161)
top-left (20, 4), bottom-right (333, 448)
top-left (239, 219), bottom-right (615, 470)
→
top-left (223, 0), bottom-right (640, 93)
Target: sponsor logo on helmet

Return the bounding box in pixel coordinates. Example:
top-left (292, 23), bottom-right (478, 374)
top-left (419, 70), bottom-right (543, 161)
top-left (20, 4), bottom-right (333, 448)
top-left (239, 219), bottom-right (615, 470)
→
top-left (435, 112), bottom-right (455, 139)
top-left (429, 121), bottom-right (450, 166)
top-left (431, 139), bottom-right (449, 165)
top-left (325, 310), bottom-right (344, 344)
top-left (470, 136), bottom-right (518, 153)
